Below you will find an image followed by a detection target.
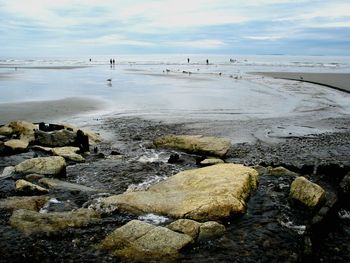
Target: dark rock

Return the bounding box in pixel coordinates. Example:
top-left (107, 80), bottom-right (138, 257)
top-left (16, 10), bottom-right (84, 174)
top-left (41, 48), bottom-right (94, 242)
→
top-left (35, 129), bottom-right (76, 147)
top-left (38, 122), bottom-right (65, 132)
top-left (168, 153), bottom-right (180, 163)
top-left (110, 150), bottom-right (121, 155)
top-left (76, 130), bottom-right (89, 152)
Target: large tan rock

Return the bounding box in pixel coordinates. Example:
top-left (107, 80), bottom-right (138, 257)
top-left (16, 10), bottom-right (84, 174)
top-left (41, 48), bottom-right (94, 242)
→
top-left (101, 164), bottom-right (258, 220)
top-left (154, 135), bottom-right (231, 157)
top-left (100, 220), bottom-right (193, 260)
top-left (289, 176), bottom-right (326, 208)
top-left (0, 125), bottom-right (14, 136)
top-left (198, 221), bottom-right (226, 241)
top-left (15, 156), bottom-right (66, 175)
top-left (52, 146), bottom-right (85, 162)
top-left (4, 139), bottom-right (29, 152)
top-left (15, 179), bottom-right (49, 194)
top-left (10, 208), bottom-right (100, 235)
top-left (0, 196), bottom-right (49, 211)
top-left (8, 120), bottom-right (36, 142)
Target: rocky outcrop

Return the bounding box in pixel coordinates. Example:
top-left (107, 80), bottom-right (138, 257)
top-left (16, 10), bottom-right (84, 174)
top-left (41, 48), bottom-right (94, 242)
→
top-left (52, 146), bottom-right (85, 162)
top-left (289, 176), bottom-right (325, 208)
top-left (200, 158), bottom-right (224, 166)
top-left (101, 164), bottom-right (258, 220)
top-left (15, 179), bottom-right (49, 194)
top-left (8, 120), bottom-right (36, 143)
top-left (61, 123), bottom-right (102, 145)
top-left (4, 139), bottom-right (29, 153)
top-left (0, 196), bottom-right (49, 211)
top-left (167, 219), bottom-right (225, 240)
top-left (35, 129), bottom-right (76, 147)
top-left (99, 220), bottom-right (193, 260)
top-left (39, 178), bottom-right (98, 192)
top-left (154, 135), bottom-right (231, 157)
top-left (10, 208), bottom-right (100, 235)
top-left (15, 156), bottom-right (66, 176)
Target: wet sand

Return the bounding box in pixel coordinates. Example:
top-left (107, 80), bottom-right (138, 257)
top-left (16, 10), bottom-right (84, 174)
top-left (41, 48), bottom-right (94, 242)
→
top-left (0, 97), bottom-right (106, 124)
top-left (256, 72), bottom-right (350, 93)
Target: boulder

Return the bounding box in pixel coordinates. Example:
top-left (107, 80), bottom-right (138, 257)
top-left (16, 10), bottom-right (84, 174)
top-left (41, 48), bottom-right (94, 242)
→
top-left (10, 208), bottom-right (100, 235)
top-left (52, 146), bottom-right (85, 162)
top-left (61, 123), bottom-right (102, 145)
top-left (4, 139), bottom-right (29, 153)
top-left (154, 135), bottom-right (231, 157)
top-left (15, 156), bottom-right (66, 176)
top-left (289, 176), bottom-right (326, 208)
top-left (101, 163), bottom-right (258, 220)
top-left (39, 178), bottom-right (98, 192)
top-left (167, 219), bottom-right (225, 240)
top-left (8, 120), bottom-right (36, 142)
top-left (200, 158), bottom-right (224, 166)
top-left (1, 166), bottom-right (15, 179)
top-left (167, 219), bottom-right (201, 239)
top-left (266, 166), bottom-right (298, 177)
top-left (35, 129), bottom-right (76, 147)
top-left (0, 196), bottom-right (49, 211)
top-left (198, 221), bottom-right (226, 241)
top-left (0, 125), bottom-right (13, 136)
top-left (100, 220), bottom-right (192, 260)
top-left (15, 179), bottom-right (48, 194)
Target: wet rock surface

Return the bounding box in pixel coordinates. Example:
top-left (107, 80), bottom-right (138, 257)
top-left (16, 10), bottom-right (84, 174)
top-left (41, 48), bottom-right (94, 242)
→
top-left (0, 117), bottom-right (350, 262)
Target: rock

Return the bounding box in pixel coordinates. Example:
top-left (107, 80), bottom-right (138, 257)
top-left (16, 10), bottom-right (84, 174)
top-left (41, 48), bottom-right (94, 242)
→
top-left (35, 129), bottom-right (76, 147)
top-left (31, 145), bottom-right (53, 153)
top-left (167, 219), bottom-right (225, 241)
top-left (266, 166), bottom-right (298, 177)
top-left (100, 220), bottom-right (193, 260)
top-left (10, 208), bottom-right (100, 235)
top-left (198, 221), bottom-right (226, 241)
top-left (61, 123), bottom-right (102, 145)
top-left (200, 158), bottom-right (224, 166)
top-left (75, 130), bottom-right (89, 152)
top-left (39, 178), bottom-right (98, 192)
top-left (339, 172), bottom-right (350, 198)
top-left (25, 173), bottom-right (45, 182)
top-left (167, 219), bottom-right (201, 239)
top-left (289, 176), bottom-right (326, 208)
top-left (8, 120), bottom-right (36, 142)
top-left (0, 196), bottom-right (49, 211)
top-left (0, 125), bottom-right (13, 136)
top-left (154, 135), bottom-right (231, 157)
top-left (52, 146), bottom-right (85, 162)
top-left (0, 166), bottom-right (15, 179)
top-left (15, 156), bottom-right (66, 176)
top-left (15, 179), bottom-right (49, 194)
top-left (168, 153), bottom-right (180, 164)
top-left (101, 163), bottom-right (258, 220)
top-left (4, 139), bottom-right (29, 153)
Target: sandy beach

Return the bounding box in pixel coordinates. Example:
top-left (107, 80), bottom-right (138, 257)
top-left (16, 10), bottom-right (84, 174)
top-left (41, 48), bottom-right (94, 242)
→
top-left (0, 97), bottom-right (106, 124)
top-left (257, 72), bottom-right (350, 93)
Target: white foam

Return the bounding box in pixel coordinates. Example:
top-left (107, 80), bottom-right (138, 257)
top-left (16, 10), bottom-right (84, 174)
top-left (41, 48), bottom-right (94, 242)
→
top-left (279, 217), bottom-right (306, 235)
top-left (126, 175), bottom-right (167, 192)
top-left (138, 213), bottom-right (169, 224)
top-left (338, 209), bottom-right (350, 219)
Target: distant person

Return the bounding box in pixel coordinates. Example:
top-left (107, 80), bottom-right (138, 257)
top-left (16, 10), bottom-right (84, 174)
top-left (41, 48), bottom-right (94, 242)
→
top-left (187, 58), bottom-right (190, 63)
top-left (206, 59), bottom-right (209, 65)
top-left (89, 58), bottom-right (92, 62)
top-left (110, 59), bottom-right (112, 65)
top-left (113, 59), bottom-right (115, 65)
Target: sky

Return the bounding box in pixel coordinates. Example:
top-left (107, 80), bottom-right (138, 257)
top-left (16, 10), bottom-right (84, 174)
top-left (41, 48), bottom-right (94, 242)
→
top-left (1, 0), bottom-right (350, 57)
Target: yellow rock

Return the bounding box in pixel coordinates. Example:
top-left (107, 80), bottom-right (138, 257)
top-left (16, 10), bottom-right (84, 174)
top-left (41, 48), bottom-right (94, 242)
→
top-left (4, 139), bottom-right (29, 152)
top-left (101, 163), bottom-right (258, 220)
top-left (52, 146), bottom-right (85, 162)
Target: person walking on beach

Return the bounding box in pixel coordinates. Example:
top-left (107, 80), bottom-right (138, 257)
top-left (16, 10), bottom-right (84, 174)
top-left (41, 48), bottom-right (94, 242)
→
top-left (187, 58), bottom-right (190, 63)
top-left (110, 59), bottom-right (112, 66)
top-left (206, 59), bottom-right (209, 65)
top-left (113, 59), bottom-right (115, 65)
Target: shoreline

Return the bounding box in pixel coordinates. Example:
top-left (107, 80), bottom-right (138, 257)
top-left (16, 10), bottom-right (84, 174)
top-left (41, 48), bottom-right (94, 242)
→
top-left (255, 72), bottom-right (350, 93)
top-left (0, 97), bottom-right (107, 124)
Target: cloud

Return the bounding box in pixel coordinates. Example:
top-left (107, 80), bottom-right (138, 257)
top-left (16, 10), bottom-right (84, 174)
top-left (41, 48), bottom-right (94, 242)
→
top-left (168, 39), bottom-right (225, 49)
top-left (79, 34), bottom-right (156, 47)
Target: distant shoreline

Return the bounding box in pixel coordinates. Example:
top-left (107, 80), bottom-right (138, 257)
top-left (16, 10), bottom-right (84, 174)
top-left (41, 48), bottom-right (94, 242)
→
top-left (254, 72), bottom-right (350, 93)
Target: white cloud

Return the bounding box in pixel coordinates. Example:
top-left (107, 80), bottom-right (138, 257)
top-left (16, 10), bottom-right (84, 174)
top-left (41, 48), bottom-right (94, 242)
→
top-left (80, 34), bottom-right (156, 47)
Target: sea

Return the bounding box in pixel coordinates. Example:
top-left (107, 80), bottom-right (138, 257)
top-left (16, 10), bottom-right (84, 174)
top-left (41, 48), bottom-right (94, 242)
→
top-left (0, 54), bottom-right (350, 122)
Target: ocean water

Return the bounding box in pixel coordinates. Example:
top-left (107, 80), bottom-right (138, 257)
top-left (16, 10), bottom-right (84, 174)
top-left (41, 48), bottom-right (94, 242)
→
top-left (0, 54), bottom-right (350, 122)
